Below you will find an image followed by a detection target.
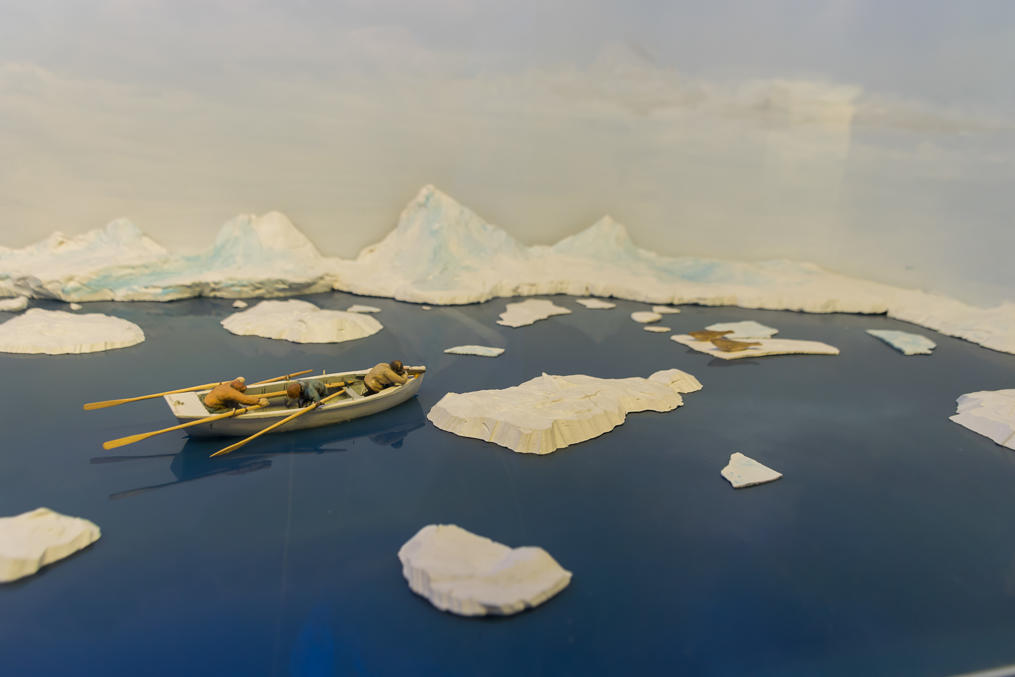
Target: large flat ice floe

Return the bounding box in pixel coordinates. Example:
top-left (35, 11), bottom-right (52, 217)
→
top-left (3, 185), bottom-right (1014, 355)
top-left (221, 299), bottom-right (382, 343)
top-left (0, 308), bottom-right (145, 354)
top-left (866, 329), bottom-right (936, 355)
top-left (444, 345), bottom-right (505, 357)
top-left (671, 334), bottom-right (839, 360)
top-left (398, 524), bottom-right (571, 616)
top-left (427, 369), bottom-right (702, 454)
top-left (497, 299), bottom-right (571, 328)
top-left (1, 508), bottom-right (101, 583)
top-left (950, 390), bottom-right (1015, 451)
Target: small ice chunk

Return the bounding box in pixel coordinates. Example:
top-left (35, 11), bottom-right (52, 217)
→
top-left (421, 305), bottom-right (433, 310)
top-left (867, 329), bottom-right (935, 355)
top-left (721, 453), bottom-right (782, 488)
top-left (672, 334), bottom-right (839, 360)
top-left (1, 508), bottom-right (101, 582)
top-left (348, 304), bottom-right (381, 313)
top-left (398, 524), bottom-right (572, 616)
top-left (644, 326), bottom-right (671, 333)
top-left (222, 299), bottom-right (382, 343)
top-left (232, 299), bottom-right (248, 309)
top-left (631, 311), bottom-right (662, 324)
top-left (69, 303), bottom-right (83, 310)
top-left (444, 345), bottom-right (505, 357)
top-left (428, 368), bottom-right (702, 455)
top-left (705, 320), bottom-right (778, 339)
top-left (652, 305), bottom-right (681, 314)
top-left (576, 298), bottom-right (616, 309)
top-left (950, 390), bottom-right (1015, 450)
top-left (0, 296), bottom-right (28, 312)
top-left (0, 308), bottom-right (145, 354)
top-left (497, 299), bottom-right (571, 328)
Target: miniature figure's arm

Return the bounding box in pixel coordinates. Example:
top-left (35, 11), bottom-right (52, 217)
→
top-left (228, 387), bottom-right (264, 406)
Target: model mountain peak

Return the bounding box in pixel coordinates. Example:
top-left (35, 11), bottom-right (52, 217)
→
top-left (551, 214), bottom-right (642, 260)
top-left (206, 211), bottom-right (322, 266)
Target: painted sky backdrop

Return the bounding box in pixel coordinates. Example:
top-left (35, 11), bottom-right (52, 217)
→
top-left (2, 1), bottom-right (1013, 303)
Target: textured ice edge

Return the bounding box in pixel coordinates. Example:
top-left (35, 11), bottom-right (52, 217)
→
top-left (950, 390), bottom-right (1015, 451)
top-left (2, 185), bottom-right (1013, 355)
top-left (1, 508), bottom-right (101, 582)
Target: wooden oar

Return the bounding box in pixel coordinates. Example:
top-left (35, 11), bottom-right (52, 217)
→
top-left (101, 381), bottom-right (346, 450)
top-left (83, 369), bottom-right (313, 411)
top-left (210, 389), bottom-right (347, 458)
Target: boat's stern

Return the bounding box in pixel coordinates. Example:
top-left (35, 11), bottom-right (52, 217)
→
top-left (164, 391), bottom-right (211, 421)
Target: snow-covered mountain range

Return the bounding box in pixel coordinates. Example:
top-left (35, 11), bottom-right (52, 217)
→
top-left (1, 185), bottom-right (1013, 354)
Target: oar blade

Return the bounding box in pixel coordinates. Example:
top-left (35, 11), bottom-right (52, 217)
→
top-left (102, 433), bottom-right (153, 450)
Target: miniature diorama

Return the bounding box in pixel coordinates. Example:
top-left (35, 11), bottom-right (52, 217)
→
top-left (2, 4), bottom-right (1013, 676)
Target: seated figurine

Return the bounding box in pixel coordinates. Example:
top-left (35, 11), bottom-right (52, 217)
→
top-left (363, 361), bottom-right (407, 396)
top-left (285, 379), bottom-right (328, 408)
top-left (203, 377), bottom-right (269, 410)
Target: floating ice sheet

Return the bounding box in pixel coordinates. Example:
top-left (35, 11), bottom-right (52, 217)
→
top-left (398, 524), bottom-right (571, 617)
top-left (721, 453), bottom-right (782, 488)
top-left (444, 345), bottom-right (505, 357)
top-left (231, 299), bottom-right (248, 309)
top-left (867, 329), bottom-right (936, 355)
top-left (347, 304), bottom-right (381, 313)
top-left (950, 390), bottom-right (1015, 450)
top-left (0, 308), bottom-right (144, 354)
top-left (644, 326), bottom-right (671, 333)
top-left (427, 368), bottom-right (702, 455)
top-left (221, 299), bottom-right (382, 343)
top-left (1, 508), bottom-right (101, 583)
top-left (497, 299), bottom-right (571, 328)
top-left (576, 298), bottom-right (616, 309)
top-left (631, 311), bottom-right (662, 324)
top-left (705, 320), bottom-right (778, 339)
top-left (672, 334), bottom-right (839, 360)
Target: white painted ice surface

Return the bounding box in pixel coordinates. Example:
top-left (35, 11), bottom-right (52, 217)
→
top-left (721, 453), bottom-right (783, 488)
top-left (427, 369), bottom-right (702, 455)
top-left (631, 311), bottom-right (662, 324)
top-left (0, 508), bottom-right (101, 583)
top-left (644, 326), bottom-right (671, 333)
top-left (497, 299), bottom-right (571, 328)
top-left (576, 297), bottom-right (616, 309)
top-left (866, 329), bottom-right (936, 355)
top-left (950, 390), bottom-right (1015, 450)
top-left (68, 303), bottom-right (82, 310)
top-left (0, 296), bottom-right (28, 312)
top-left (232, 299), bottom-right (248, 309)
top-left (398, 524), bottom-right (571, 616)
top-left (672, 334), bottom-right (839, 360)
top-left (705, 320), bottom-right (778, 339)
top-left (0, 308), bottom-right (144, 354)
top-left (2, 184), bottom-right (1013, 354)
top-left (652, 305), bottom-right (681, 314)
top-left (347, 304), bottom-right (381, 313)
top-left (444, 345), bottom-right (505, 357)
top-left (221, 299), bottom-right (382, 343)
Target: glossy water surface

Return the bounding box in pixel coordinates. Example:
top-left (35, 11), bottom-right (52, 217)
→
top-left (2, 293), bottom-right (1014, 677)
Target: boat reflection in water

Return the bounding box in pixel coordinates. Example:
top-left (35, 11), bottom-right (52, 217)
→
top-left (92, 398), bottom-right (426, 500)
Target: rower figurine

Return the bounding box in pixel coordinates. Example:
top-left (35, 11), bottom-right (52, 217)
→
top-left (363, 360), bottom-right (407, 396)
top-left (285, 379), bottom-right (328, 407)
top-left (203, 377), bottom-right (269, 410)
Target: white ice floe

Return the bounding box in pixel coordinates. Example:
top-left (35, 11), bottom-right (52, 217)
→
top-left (1, 508), bottom-right (101, 583)
top-left (705, 320), bottom-right (779, 339)
top-left (631, 311), bottom-right (662, 324)
top-left (3, 184), bottom-right (1014, 355)
top-left (497, 299), bottom-right (571, 328)
top-left (867, 329), bottom-right (936, 355)
top-left (721, 453), bottom-right (783, 488)
top-left (672, 334), bottom-right (839, 360)
top-left (644, 326), bottom-right (671, 333)
top-left (69, 302), bottom-right (82, 310)
top-left (576, 298), bottom-right (616, 309)
top-left (428, 368), bottom-right (702, 455)
top-left (221, 299), bottom-right (382, 343)
top-left (0, 296), bottom-right (28, 312)
top-left (421, 305), bottom-right (433, 310)
top-left (652, 305), bottom-right (681, 314)
top-left (347, 304), bottom-right (381, 313)
top-left (950, 390), bottom-right (1015, 450)
top-left (0, 308), bottom-right (145, 354)
top-left (444, 345), bottom-right (505, 357)
top-left (398, 524), bottom-right (572, 617)
top-left (232, 299), bottom-right (248, 309)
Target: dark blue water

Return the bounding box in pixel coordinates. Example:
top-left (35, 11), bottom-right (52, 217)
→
top-left (2, 293), bottom-right (1015, 677)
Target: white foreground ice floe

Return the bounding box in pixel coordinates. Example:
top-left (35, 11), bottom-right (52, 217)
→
top-left (950, 390), bottom-right (1015, 450)
top-left (705, 320), bottom-right (778, 339)
top-left (576, 298), bottom-right (616, 309)
top-left (0, 296), bottom-right (28, 312)
top-left (221, 299), bottom-right (382, 343)
top-left (398, 524), bottom-right (572, 616)
top-left (427, 368), bottom-right (702, 455)
top-left (497, 299), bottom-right (571, 328)
top-left (866, 329), bottom-right (936, 355)
top-left (0, 308), bottom-right (144, 354)
top-left (3, 185), bottom-right (1014, 355)
top-left (721, 453), bottom-right (783, 488)
top-left (1, 508), bottom-right (101, 583)
top-left (672, 334), bottom-right (839, 360)
top-left (444, 345), bottom-right (505, 357)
